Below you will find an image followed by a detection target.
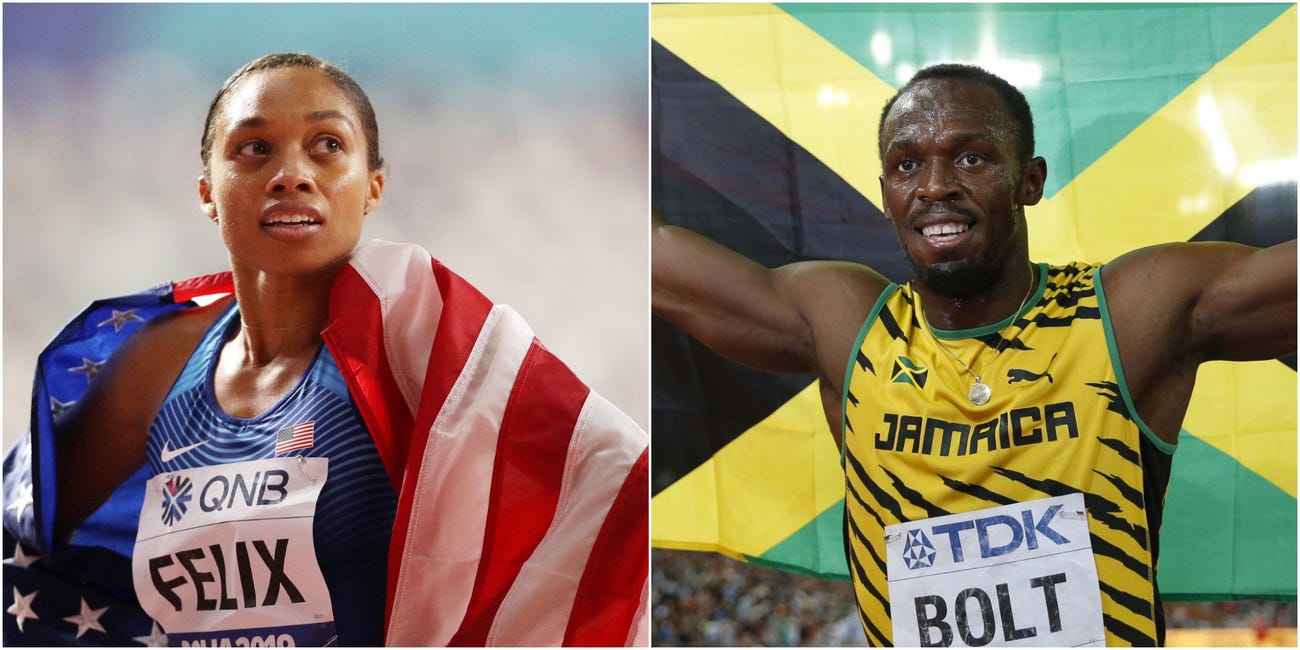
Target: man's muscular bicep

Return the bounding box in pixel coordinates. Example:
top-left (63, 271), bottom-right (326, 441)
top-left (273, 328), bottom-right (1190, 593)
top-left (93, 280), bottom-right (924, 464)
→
top-left (1191, 240), bottom-right (1297, 361)
top-left (652, 221), bottom-right (886, 377)
top-left (1105, 241), bottom-right (1296, 372)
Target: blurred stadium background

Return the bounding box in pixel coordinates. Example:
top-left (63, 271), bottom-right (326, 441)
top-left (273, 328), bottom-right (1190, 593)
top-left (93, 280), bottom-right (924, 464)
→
top-left (652, 549), bottom-right (1298, 647)
top-left (2, 3), bottom-right (649, 452)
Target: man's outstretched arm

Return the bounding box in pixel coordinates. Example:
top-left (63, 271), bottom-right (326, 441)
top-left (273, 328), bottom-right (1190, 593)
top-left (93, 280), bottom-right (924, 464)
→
top-left (1100, 239), bottom-right (1296, 443)
top-left (1189, 239), bottom-right (1297, 362)
top-left (1107, 239), bottom-right (1296, 364)
top-left (652, 212), bottom-right (888, 384)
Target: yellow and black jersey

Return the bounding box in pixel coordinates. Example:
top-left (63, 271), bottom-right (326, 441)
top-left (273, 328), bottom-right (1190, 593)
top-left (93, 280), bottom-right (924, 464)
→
top-left (841, 262), bottom-right (1174, 647)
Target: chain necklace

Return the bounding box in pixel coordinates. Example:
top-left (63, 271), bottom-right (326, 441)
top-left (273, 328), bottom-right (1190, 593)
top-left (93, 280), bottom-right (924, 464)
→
top-left (924, 264), bottom-right (1037, 406)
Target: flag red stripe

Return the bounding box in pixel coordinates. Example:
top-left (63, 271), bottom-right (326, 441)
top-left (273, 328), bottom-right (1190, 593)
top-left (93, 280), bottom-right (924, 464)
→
top-left (323, 265), bottom-right (411, 488)
top-left (384, 258), bottom-right (494, 634)
top-left (410, 260), bottom-right (495, 435)
top-left (563, 447), bottom-right (650, 646)
top-left (448, 342), bottom-right (590, 645)
top-left (172, 272), bottom-right (234, 303)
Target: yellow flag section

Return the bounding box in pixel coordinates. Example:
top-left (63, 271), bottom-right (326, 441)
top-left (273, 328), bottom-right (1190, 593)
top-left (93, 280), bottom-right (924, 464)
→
top-left (1029, 6), bottom-right (1298, 262)
top-left (650, 2), bottom-right (1296, 598)
top-left (652, 3), bottom-right (890, 207)
top-left (651, 383), bottom-right (845, 576)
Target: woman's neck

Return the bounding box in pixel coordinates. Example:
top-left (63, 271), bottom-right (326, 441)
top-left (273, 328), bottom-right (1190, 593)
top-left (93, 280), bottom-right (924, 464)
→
top-left (226, 264), bottom-right (338, 365)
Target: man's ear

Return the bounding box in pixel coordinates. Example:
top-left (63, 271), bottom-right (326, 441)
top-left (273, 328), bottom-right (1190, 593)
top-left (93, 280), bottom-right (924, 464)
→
top-left (199, 176), bottom-right (217, 221)
top-left (1017, 156), bottom-right (1047, 207)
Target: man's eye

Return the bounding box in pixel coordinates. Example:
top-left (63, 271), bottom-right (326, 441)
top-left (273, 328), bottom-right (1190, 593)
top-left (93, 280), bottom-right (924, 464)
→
top-left (237, 142), bottom-right (269, 156)
top-left (896, 160), bottom-right (915, 172)
top-left (960, 153), bottom-right (983, 165)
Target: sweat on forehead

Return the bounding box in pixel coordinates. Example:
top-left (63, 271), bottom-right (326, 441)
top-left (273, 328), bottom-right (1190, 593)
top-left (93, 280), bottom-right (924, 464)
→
top-left (876, 67), bottom-right (1036, 165)
top-left (882, 81), bottom-right (1018, 146)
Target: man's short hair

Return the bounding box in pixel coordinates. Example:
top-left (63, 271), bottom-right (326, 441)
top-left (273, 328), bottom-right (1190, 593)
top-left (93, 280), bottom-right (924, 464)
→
top-left (878, 63), bottom-right (1036, 166)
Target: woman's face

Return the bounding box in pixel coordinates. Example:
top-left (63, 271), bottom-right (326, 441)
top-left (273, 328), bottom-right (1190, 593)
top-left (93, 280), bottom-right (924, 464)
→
top-left (199, 67), bottom-right (384, 280)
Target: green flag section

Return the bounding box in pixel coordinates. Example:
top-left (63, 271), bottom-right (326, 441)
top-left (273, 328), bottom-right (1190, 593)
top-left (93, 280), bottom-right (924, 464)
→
top-left (651, 2), bottom-right (1297, 602)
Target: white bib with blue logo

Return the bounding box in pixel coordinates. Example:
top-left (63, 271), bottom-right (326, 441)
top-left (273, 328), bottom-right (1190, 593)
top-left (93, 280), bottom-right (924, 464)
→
top-left (131, 457), bottom-right (336, 646)
top-left (886, 493), bottom-right (1105, 647)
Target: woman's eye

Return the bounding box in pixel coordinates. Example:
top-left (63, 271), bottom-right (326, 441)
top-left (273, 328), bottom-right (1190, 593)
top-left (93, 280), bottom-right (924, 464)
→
top-left (311, 137), bottom-right (343, 154)
top-left (237, 142), bottom-right (269, 157)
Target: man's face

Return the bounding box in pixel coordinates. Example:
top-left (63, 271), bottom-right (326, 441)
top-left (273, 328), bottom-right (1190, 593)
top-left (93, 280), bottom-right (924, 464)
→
top-left (878, 78), bottom-right (1044, 298)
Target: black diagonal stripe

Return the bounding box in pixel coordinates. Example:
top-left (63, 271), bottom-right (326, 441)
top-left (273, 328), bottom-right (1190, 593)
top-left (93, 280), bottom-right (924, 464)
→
top-left (938, 475), bottom-right (1018, 506)
top-left (845, 509), bottom-right (889, 603)
top-left (877, 306), bottom-right (908, 344)
top-left (844, 557), bottom-right (890, 649)
top-left (1046, 287), bottom-right (1096, 308)
top-left (992, 466), bottom-right (1147, 548)
top-left (857, 349), bottom-right (874, 375)
top-left (847, 465), bottom-right (890, 535)
top-left (1100, 581), bottom-right (1156, 620)
top-left (1090, 529), bottom-right (1151, 578)
top-left (1189, 181), bottom-right (1297, 372)
top-left (880, 466), bottom-right (948, 519)
top-left (1084, 494), bottom-right (1148, 550)
top-left (1098, 436), bottom-right (1141, 465)
top-left (1030, 306), bottom-right (1103, 328)
top-left (988, 465), bottom-right (1080, 498)
top-left (1094, 470), bottom-right (1145, 510)
top-left (1086, 380), bottom-right (1133, 421)
top-left (652, 41), bottom-right (907, 273)
top-left (1190, 182), bottom-right (1297, 248)
top-left (1102, 612), bottom-right (1158, 647)
top-left (845, 493), bottom-right (889, 578)
top-left (847, 453), bottom-right (906, 523)
top-left (651, 40), bottom-right (909, 493)
top-left (842, 506), bottom-right (891, 647)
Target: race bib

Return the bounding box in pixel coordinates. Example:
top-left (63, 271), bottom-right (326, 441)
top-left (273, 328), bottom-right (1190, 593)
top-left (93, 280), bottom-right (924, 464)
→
top-left (886, 493), bottom-right (1106, 647)
top-left (132, 458), bottom-right (336, 646)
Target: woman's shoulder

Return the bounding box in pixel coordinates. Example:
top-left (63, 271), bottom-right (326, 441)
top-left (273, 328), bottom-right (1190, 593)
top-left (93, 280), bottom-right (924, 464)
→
top-left (127, 296), bottom-right (233, 364)
top-left (88, 296), bottom-right (233, 413)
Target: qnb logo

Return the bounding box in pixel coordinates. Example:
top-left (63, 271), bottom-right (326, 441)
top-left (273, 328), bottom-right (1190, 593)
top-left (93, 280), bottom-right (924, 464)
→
top-left (892, 356), bottom-right (929, 389)
top-left (902, 529), bottom-right (938, 570)
top-left (931, 504), bottom-right (1071, 565)
top-left (161, 476), bottom-right (193, 527)
top-left (199, 470), bottom-right (290, 514)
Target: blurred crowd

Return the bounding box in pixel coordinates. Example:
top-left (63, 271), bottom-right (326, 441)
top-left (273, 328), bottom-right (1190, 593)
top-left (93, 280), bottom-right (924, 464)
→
top-left (652, 549), bottom-right (1296, 647)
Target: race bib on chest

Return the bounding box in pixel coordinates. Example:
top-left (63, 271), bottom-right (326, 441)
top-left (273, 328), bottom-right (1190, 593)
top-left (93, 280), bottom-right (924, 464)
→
top-left (886, 493), bottom-right (1105, 647)
top-left (132, 458), bottom-right (336, 646)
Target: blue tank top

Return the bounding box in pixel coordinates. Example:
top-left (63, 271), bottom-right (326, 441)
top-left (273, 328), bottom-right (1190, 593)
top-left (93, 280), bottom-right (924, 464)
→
top-left (139, 302), bottom-right (396, 646)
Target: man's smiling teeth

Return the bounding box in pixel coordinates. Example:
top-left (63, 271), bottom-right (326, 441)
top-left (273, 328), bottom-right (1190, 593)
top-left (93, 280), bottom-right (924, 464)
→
top-left (266, 214), bottom-right (318, 225)
top-left (921, 223), bottom-right (968, 237)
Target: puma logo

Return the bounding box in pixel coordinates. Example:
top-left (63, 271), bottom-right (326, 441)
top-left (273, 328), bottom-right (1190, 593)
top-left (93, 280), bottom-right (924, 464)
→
top-left (1007, 353), bottom-right (1057, 385)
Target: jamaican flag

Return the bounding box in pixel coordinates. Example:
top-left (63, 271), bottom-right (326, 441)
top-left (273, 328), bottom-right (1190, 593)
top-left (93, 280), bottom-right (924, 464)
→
top-left (651, 3), bottom-right (1297, 601)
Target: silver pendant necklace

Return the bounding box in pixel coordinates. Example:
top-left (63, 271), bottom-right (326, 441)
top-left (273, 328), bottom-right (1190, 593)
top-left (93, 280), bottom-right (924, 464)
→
top-left (925, 264), bottom-right (1037, 406)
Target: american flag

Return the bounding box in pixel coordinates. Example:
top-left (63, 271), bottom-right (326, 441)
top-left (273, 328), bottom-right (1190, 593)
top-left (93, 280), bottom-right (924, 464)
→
top-left (3, 240), bottom-right (649, 646)
top-left (274, 421), bottom-right (315, 455)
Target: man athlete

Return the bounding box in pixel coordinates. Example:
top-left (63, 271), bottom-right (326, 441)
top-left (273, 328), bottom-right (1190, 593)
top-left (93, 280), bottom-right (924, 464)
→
top-left (652, 64), bottom-right (1296, 646)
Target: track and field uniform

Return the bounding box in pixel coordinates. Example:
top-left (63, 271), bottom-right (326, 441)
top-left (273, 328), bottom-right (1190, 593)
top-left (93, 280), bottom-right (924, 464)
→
top-left (133, 303), bottom-right (397, 646)
top-left (842, 262), bottom-right (1174, 647)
